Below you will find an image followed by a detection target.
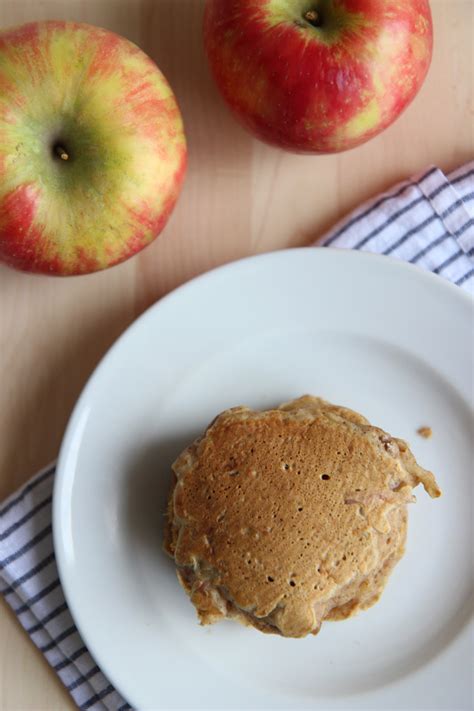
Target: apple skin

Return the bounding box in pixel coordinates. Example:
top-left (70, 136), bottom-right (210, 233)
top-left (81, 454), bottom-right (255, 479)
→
top-left (204, 0), bottom-right (433, 153)
top-left (0, 21), bottom-right (187, 275)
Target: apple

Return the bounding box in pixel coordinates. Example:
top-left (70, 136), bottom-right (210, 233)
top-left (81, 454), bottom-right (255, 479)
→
top-left (0, 21), bottom-right (187, 275)
top-left (204, 0), bottom-right (433, 153)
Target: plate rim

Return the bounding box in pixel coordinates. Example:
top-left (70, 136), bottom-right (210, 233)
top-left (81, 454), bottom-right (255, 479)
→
top-left (52, 247), bottom-right (474, 709)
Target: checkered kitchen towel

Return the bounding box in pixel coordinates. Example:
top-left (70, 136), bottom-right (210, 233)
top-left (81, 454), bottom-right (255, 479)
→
top-left (1, 162), bottom-right (473, 711)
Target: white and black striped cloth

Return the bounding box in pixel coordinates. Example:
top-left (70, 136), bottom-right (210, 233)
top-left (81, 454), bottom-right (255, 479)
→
top-left (1, 162), bottom-right (473, 711)
top-left (0, 464), bottom-right (130, 711)
top-left (320, 161), bottom-right (474, 290)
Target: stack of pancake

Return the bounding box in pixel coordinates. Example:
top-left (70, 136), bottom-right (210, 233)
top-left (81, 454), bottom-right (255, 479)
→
top-left (164, 396), bottom-right (440, 638)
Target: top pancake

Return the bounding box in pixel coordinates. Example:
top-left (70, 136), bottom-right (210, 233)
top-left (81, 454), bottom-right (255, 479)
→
top-left (166, 396), bottom-right (440, 637)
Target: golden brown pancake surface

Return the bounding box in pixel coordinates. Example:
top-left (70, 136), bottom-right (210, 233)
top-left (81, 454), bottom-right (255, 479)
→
top-left (165, 396), bottom-right (440, 638)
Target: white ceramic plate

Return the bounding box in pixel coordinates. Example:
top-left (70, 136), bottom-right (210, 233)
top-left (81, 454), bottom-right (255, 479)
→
top-left (54, 248), bottom-right (474, 710)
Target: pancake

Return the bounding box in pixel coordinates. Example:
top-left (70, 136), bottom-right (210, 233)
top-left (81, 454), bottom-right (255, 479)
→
top-left (164, 396), bottom-right (440, 638)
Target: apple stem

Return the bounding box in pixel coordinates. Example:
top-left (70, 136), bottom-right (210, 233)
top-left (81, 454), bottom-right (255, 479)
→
top-left (304, 9), bottom-right (320, 26)
top-left (55, 145), bottom-right (69, 161)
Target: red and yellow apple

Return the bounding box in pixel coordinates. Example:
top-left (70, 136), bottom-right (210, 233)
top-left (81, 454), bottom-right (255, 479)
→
top-left (0, 21), bottom-right (187, 275)
top-left (204, 0), bottom-right (433, 153)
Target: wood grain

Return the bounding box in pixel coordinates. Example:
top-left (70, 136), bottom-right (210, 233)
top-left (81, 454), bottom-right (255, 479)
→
top-left (0, 0), bottom-right (472, 708)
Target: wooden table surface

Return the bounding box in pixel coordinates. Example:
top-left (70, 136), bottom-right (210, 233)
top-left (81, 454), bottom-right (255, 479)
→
top-left (0, 0), bottom-right (472, 708)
